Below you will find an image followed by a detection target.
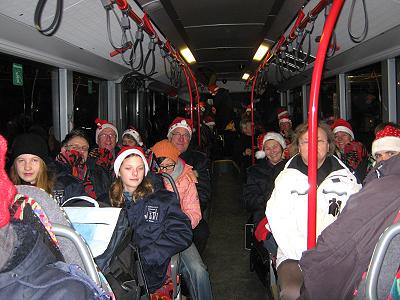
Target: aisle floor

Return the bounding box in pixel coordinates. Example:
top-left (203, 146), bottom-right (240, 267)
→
top-left (203, 162), bottom-right (268, 300)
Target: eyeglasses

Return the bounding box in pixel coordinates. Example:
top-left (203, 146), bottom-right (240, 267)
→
top-left (299, 139), bottom-right (328, 146)
top-left (171, 132), bottom-right (191, 140)
top-left (159, 164), bottom-right (176, 171)
top-left (99, 133), bottom-right (117, 140)
top-left (65, 144), bottom-right (89, 152)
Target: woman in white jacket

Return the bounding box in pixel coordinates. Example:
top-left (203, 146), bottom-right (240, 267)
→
top-left (265, 122), bottom-right (361, 300)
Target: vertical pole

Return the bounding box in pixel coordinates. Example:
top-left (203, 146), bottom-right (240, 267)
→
top-left (307, 0), bottom-right (344, 249)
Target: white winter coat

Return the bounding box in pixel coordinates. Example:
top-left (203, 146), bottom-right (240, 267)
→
top-left (265, 154), bottom-right (361, 267)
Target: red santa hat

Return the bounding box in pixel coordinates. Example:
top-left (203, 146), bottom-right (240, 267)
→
top-left (245, 104), bottom-right (252, 113)
top-left (113, 146), bottom-right (149, 177)
top-left (203, 115), bottom-right (216, 127)
top-left (122, 127), bottom-right (143, 146)
top-left (372, 125), bottom-right (400, 157)
top-left (167, 117), bottom-right (193, 138)
top-left (199, 101), bottom-right (206, 112)
top-left (277, 108), bottom-right (291, 124)
top-left (332, 118), bottom-right (354, 140)
top-left (208, 84), bottom-right (219, 94)
top-left (0, 134), bottom-right (17, 228)
top-left (95, 118), bottom-right (118, 143)
top-left (255, 132), bottom-right (287, 159)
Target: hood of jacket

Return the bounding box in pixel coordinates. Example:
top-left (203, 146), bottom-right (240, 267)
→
top-left (364, 155), bottom-right (400, 185)
top-left (0, 220), bottom-right (57, 289)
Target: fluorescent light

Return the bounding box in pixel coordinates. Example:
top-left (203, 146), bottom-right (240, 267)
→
top-left (180, 47), bottom-right (196, 64)
top-left (253, 43), bottom-right (269, 61)
top-left (242, 73), bottom-right (250, 80)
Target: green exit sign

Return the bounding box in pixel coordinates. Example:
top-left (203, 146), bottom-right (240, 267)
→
top-left (12, 63), bottom-right (23, 86)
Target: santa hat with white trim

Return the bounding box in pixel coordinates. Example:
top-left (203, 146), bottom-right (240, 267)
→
top-left (372, 125), bottom-right (400, 157)
top-left (122, 127), bottom-right (143, 146)
top-left (95, 118), bottom-right (118, 143)
top-left (255, 132), bottom-right (287, 159)
top-left (277, 108), bottom-right (291, 124)
top-left (332, 118), bottom-right (354, 140)
top-left (167, 117), bottom-right (193, 138)
top-left (113, 146), bottom-right (149, 177)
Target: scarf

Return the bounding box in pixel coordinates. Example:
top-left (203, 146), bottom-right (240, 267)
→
top-left (56, 149), bottom-right (97, 199)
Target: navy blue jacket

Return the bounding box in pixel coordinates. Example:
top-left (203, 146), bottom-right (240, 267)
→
top-left (126, 186), bottom-right (192, 292)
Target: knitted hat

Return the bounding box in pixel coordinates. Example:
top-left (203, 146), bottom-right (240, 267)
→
top-left (12, 133), bottom-right (49, 162)
top-left (95, 118), bottom-right (118, 143)
top-left (167, 117), bottom-right (192, 138)
top-left (151, 139), bottom-right (180, 164)
top-left (113, 146), bottom-right (149, 177)
top-left (0, 134), bottom-right (17, 228)
top-left (277, 108), bottom-right (291, 124)
top-left (255, 132), bottom-right (286, 159)
top-left (332, 118), bottom-right (354, 140)
top-left (122, 127), bottom-right (143, 146)
top-left (372, 126), bottom-right (400, 157)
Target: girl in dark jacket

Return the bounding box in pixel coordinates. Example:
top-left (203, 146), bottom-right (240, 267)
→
top-left (110, 146), bottom-right (192, 293)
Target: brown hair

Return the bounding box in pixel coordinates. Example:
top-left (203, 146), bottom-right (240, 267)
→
top-left (109, 154), bottom-right (154, 208)
top-left (292, 122), bottom-right (336, 156)
top-left (9, 158), bottom-right (53, 194)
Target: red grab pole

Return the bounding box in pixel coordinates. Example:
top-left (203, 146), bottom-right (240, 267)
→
top-left (250, 71), bottom-right (259, 165)
top-left (186, 67), bottom-right (201, 146)
top-left (181, 67), bottom-right (194, 126)
top-left (307, 0), bottom-right (344, 249)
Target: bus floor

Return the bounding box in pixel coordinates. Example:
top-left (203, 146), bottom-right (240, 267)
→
top-left (203, 162), bottom-right (269, 300)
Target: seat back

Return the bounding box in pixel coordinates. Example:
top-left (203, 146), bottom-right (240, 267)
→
top-left (356, 222), bottom-right (400, 300)
top-left (16, 185), bottom-right (86, 269)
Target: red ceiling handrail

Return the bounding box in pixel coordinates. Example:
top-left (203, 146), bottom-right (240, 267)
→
top-left (288, 10), bottom-right (305, 41)
top-left (307, 0), bottom-right (344, 249)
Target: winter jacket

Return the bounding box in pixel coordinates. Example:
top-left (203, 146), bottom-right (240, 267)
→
top-left (49, 160), bottom-right (89, 205)
top-left (164, 158), bottom-right (202, 229)
top-left (299, 155), bottom-right (400, 300)
top-left (265, 154), bottom-right (361, 267)
top-left (242, 158), bottom-right (286, 224)
top-left (125, 186), bottom-right (192, 292)
top-left (232, 133), bottom-right (254, 176)
top-left (180, 149), bottom-right (211, 213)
top-left (0, 221), bottom-right (101, 300)
top-left (85, 157), bottom-right (112, 204)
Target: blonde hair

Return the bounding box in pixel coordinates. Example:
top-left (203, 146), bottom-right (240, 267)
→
top-left (292, 122), bottom-right (336, 156)
top-left (109, 154), bottom-right (154, 208)
top-left (10, 158), bottom-right (53, 194)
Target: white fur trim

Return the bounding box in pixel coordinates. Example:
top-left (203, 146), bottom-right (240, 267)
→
top-left (114, 148), bottom-right (149, 177)
top-left (122, 129), bottom-right (143, 146)
top-left (278, 110), bottom-right (288, 118)
top-left (96, 124), bottom-right (118, 143)
top-left (372, 136), bottom-right (400, 157)
top-left (262, 132), bottom-right (287, 150)
top-left (167, 120), bottom-right (192, 138)
top-left (333, 126), bottom-right (354, 140)
top-left (279, 117), bottom-right (291, 124)
top-left (255, 150), bottom-right (266, 159)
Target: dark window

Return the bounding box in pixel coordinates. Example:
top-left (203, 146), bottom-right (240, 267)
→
top-left (0, 54), bottom-right (54, 145)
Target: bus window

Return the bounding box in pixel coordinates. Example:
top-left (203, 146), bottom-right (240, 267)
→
top-left (73, 72), bottom-right (102, 146)
top-left (347, 62), bottom-right (382, 150)
top-left (320, 77), bottom-right (338, 121)
top-left (0, 54), bottom-right (54, 145)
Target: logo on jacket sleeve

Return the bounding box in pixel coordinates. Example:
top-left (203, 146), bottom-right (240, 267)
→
top-left (144, 205), bottom-right (159, 223)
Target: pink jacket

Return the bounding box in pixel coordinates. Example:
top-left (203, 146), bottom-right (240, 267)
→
top-left (164, 159), bottom-right (202, 228)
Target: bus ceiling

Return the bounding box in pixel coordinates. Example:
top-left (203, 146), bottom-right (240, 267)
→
top-left (0, 0), bottom-right (400, 93)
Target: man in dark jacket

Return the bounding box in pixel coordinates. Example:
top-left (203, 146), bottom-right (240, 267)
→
top-left (298, 125), bottom-right (400, 300)
top-left (167, 117), bottom-right (211, 253)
